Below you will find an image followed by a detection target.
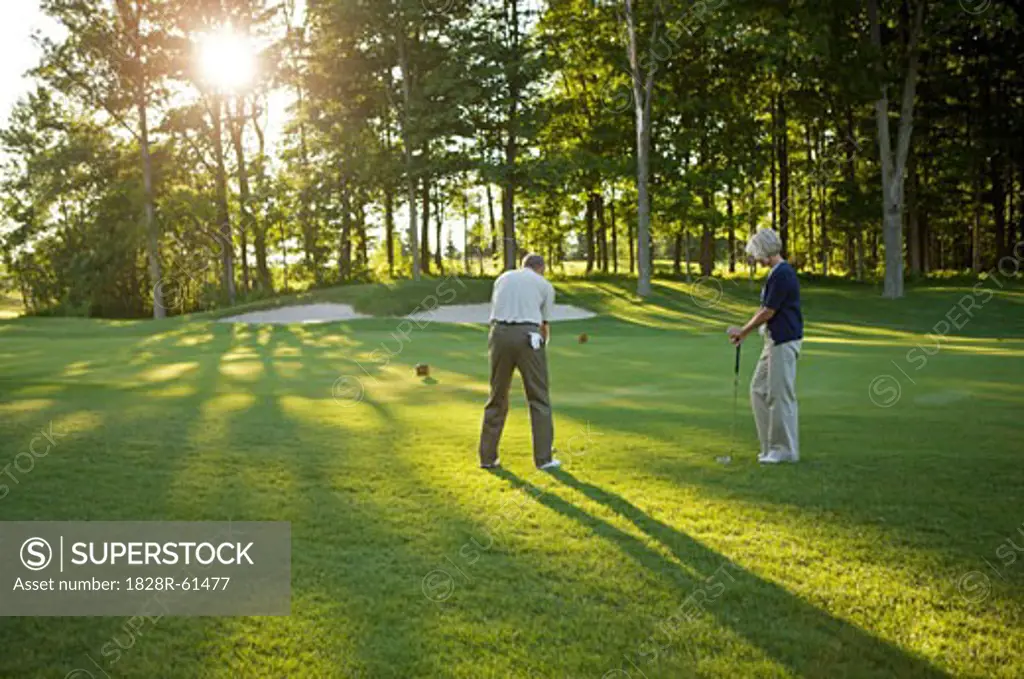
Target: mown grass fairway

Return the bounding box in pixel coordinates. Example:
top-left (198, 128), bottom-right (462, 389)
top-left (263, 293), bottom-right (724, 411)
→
top-left (1, 277), bottom-right (1023, 678)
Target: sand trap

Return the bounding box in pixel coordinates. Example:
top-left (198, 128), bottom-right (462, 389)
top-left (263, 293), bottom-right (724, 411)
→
top-left (407, 303), bottom-right (596, 324)
top-left (220, 302), bottom-right (596, 325)
top-left (219, 303), bottom-right (370, 325)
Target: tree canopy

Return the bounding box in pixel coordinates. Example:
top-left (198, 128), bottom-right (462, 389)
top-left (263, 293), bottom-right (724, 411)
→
top-left (2, 0), bottom-right (1021, 317)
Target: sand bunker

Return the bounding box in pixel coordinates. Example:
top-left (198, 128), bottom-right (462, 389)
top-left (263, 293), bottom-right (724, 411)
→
top-left (406, 303), bottom-right (596, 324)
top-left (220, 302), bottom-right (596, 325)
top-left (219, 303), bottom-right (370, 325)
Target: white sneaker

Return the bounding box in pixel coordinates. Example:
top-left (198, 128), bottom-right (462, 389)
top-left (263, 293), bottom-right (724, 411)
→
top-left (480, 458), bottom-right (501, 470)
top-left (538, 458), bottom-right (562, 471)
top-left (759, 450), bottom-right (797, 464)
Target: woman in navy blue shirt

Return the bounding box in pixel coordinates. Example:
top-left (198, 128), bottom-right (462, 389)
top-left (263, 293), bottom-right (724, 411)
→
top-left (727, 228), bottom-right (803, 464)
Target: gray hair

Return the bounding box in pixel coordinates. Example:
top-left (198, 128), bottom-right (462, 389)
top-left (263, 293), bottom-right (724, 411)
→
top-left (521, 253), bottom-right (545, 270)
top-left (746, 228), bottom-right (783, 259)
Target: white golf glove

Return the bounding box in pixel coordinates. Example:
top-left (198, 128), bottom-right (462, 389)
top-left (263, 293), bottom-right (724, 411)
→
top-left (528, 332), bottom-right (544, 350)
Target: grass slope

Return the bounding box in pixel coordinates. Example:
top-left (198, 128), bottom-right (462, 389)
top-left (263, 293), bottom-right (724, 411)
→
top-left (1, 277), bottom-right (1022, 678)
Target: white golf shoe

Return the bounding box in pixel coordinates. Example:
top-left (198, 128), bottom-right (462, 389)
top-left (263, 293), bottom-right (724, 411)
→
top-left (758, 450), bottom-right (798, 464)
top-left (538, 458), bottom-right (562, 471)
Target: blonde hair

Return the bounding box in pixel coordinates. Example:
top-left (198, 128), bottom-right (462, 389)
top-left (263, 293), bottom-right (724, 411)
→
top-left (746, 228), bottom-right (782, 260)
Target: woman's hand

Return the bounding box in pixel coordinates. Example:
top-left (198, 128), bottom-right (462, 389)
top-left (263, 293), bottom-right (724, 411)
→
top-left (726, 326), bottom-right (745, 345)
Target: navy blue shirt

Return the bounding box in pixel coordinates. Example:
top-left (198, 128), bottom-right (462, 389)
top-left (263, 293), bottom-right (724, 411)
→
top-left (761, 261), bottom-right (803, 344)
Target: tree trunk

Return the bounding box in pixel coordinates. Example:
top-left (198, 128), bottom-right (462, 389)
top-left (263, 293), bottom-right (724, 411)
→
top-left (280, 220), bottom-right (289, 293)
top-left (778, 91), bottom-right (790, 258)
top-left (842, 108), bottom-right (861, 280)
top-left (972, 172), bottom-right (983, 273)
top-left (115, 0), bottom-right (164, 318)
top-left (211, 94), bottom-right (235, 305)
top-left (1007, 161), bottom-right (1016, 258)
top-left (673, 230), bottom-right (682, 275)
top-left (624, 0), bottom-right (655, 297)
top-left (339, 178), bottom-right (352, 280)
top-left (462, 184), bottom-right (470, 273)
top-left (486, 181), bottom-right (497, 257)
top-left (869, 0), bottom-right (924, 298)
top-left (250, 102), bottom-right (272, 293)
top-left (684, 227), bottom-right (692, 281)
top-left (137, 96), bottom-right (163, 318)
top-left (434, 185), bottom-right (443, 273)
top-left (991, 152), bottom-right (1007, 262)
top-left (501, 183), bottom-right (516, 270)
top-left (385, 186), bottom-right (395, 277)
top-left (727, 183), bottom-right (736, 273)
top-left (610, 190), bottom-right (618, 273)
top-left (819, 131), bottom-right (829, 277)
top-left (699, 187), bottom-right (714, 276)
top-left (585, 194), bottom-right (595, 273)
top-left (628, 213), bottom-right (635, 274)
top-left (857, 232), bottom-right (866, 281)
top-left (921, 160), bottom-right (931, 274)
top-left (502, 0), bottom-right (521, 271)
top-left (230, 98), bottom-right (253, 294)
top-left (421, 170), bottom-right (432, 274)
top-left (771, 96), bottom-right (777, 231)
top-left (845, 234), bottom-right (854, 276)
top-left (805, 123), bottom-right (814, 272)
top-left (820, 184), bottom-right (829, 276)
top-left (748, 184), bottom-right (758, 278)
top-left (907, 138), bottom-right (922, 275)
top-left (398, 29), bottom-right (420, 280)
top-left (294, 61), bottom-right (319, 285)
top-left (358, 199), bottom-right (368, 271)
top-left (1010, 158), bottom-right (1020, 256)
top-left (382, 91), bottom-right (396, 278)
top-left (1018, 158), bottom-right (1024, 248)
top-left (597, 193), bottom-right (608, 272)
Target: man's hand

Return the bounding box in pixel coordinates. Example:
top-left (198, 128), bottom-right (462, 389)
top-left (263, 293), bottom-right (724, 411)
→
top-left (541, 322), bottom-right (550, 343)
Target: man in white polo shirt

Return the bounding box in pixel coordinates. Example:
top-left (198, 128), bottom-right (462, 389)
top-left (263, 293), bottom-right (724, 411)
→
top-left (478, 254), bottom-right (561, 471)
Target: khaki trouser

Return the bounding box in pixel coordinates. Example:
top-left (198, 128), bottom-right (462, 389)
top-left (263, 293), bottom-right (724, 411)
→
top-left (750, 335), bottom-right (802, 460)
top-left (479, 323), bottom-right (554, 467)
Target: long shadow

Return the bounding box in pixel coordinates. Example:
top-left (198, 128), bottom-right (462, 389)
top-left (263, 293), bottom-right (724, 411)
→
top-left (493, 468), bottom-right (951, 679)
top-left (0, 321), bottom-right (250, 678)
top-left (201, 324), bottom-right (634, 677)
top-left (203, 323), bottom-right (489, 676)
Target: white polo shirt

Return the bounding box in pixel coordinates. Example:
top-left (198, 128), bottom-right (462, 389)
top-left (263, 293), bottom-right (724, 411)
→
top-left (489, 268), bottom-right (555, 325)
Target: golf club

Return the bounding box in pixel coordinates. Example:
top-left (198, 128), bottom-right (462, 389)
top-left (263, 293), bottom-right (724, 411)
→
top-left (728, 342), bottom-right (741, 455)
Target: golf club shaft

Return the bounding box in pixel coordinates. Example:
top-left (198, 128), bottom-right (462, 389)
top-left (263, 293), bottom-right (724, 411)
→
top-left (729, 343), bottom-right (741, 454)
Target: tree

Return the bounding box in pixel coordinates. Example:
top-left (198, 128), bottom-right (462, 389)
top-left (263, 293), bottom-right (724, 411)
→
top-left (868, 0), bottom-right (925, 299)
top-left (36, 0), bottom-right (172, 318)
top-left (622, 0), bottom-right (659, 297)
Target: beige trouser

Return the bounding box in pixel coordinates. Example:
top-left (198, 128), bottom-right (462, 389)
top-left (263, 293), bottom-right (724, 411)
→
top-left (479, 323), bottom-right (554, 467)
top-left (750, 335), bottom-right (801, 460)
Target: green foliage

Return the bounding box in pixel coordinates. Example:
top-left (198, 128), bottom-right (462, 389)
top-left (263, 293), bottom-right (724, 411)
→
top-left (2, 0), bottom-right (1022, 316)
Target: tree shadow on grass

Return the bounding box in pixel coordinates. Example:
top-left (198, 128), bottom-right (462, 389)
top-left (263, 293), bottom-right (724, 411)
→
top-left (0, 323), bottom-right (255, 678)
top-left (492, 468), bottom-right (952, 679)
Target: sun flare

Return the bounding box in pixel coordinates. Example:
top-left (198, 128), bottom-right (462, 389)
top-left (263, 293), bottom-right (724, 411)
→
top-left (197, 27), bottom-right (257, 92)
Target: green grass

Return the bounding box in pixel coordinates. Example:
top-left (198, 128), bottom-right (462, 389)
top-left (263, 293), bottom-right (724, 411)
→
top-left (1, 277), bottom-right (1022, 678)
